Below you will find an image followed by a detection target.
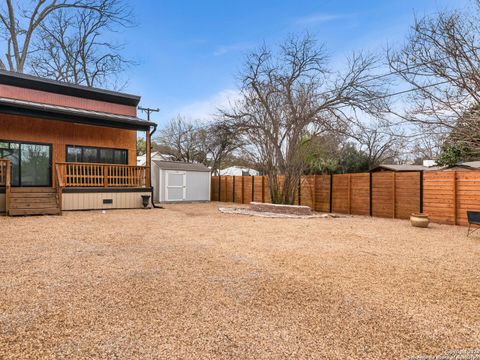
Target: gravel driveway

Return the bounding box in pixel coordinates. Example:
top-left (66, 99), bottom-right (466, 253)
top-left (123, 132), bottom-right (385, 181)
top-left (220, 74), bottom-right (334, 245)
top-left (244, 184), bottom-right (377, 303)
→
top-left (0, 203), bottom-right (479, 359)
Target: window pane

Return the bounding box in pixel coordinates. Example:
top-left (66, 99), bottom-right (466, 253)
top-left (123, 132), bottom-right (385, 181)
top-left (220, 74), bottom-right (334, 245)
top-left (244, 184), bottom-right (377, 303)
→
top-left (100, 149), bottom-right (114, 164)
top-left (20, 144), bottom-right (50, 186)
top-left (114, 149), bottom-right (127, 164)
top-left (66, 147), bottom-right (82, 162)
top-left (82, 148), bottom-right (98, 163)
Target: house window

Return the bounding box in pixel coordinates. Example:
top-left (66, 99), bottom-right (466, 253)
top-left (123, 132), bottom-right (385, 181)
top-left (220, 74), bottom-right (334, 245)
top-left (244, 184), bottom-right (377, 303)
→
top-left (66, 145), bottom-right (128, 165)
top-left (0, 140), bottom-right (51, 187)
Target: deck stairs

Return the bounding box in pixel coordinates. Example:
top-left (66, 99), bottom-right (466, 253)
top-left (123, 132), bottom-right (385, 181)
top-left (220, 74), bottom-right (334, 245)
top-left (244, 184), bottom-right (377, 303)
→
top-left (8, 188), bottom-right (61, 216)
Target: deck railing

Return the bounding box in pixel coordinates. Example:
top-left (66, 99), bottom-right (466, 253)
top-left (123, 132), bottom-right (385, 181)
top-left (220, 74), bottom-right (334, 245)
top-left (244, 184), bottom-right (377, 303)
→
top-left (0, 159), bottom-right (9, 186)
top-left (0, 159), bottom-right (11, 214)
top-left (56, 162), bottom-right (147, 188)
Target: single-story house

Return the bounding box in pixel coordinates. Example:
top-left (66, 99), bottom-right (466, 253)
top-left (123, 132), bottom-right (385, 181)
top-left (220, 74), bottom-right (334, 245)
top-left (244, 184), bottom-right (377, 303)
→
top-left (443, 161), bottom-right (480, 171)
top-left (369, 164), bottom-right (443, 172)
top-left (151, 160), bottom-right (211, 203)
top-left (219, 166), bottom-right (259, 176)
top-left (0, 70), bottom-right (155, 216)
top-left (370, 160), bottom-right (480, 173)
top-left (137, 151), bottom-right (175, 166)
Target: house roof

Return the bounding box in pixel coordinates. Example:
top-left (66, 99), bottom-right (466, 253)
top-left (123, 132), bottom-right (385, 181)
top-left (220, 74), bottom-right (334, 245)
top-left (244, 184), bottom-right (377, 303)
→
top-left (153, 160), bottom-right (211, 172)
top-left (369, 164), bottom-right (443, 172)
top-left (0, 96), bottom-right (154, 131)
top-left (0, 69), bottom-right (140, 106)
top-left (456, 161), bottom-right (480, 169)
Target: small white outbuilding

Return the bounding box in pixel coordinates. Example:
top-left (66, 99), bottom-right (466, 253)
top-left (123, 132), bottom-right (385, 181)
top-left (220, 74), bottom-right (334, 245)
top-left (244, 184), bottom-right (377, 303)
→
top-left (152, 160), bottom-right (211, 203)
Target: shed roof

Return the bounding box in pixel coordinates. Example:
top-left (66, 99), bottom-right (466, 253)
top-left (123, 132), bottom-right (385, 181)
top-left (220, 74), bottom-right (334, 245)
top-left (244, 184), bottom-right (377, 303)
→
top-left (0, 96), bottom-right (154, 131)
top-left (153, 160), bottom-right (211, 172)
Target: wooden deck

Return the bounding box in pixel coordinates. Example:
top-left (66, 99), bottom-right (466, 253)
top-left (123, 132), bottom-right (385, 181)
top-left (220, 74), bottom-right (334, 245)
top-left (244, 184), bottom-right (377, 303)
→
top-left (1, 160), bottom-right (149, 216)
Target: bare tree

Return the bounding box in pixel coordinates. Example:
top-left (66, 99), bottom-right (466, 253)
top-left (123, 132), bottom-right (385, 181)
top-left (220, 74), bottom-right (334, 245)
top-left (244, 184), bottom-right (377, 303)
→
top-left (348, 119), bottom-right (406, 168)
top-left (222, 34), bottom-right (388, 204)
top-left (29, 2), bottom-right (132, 88)
top-left (157, 116), bottom-right (243, 173)
top-left (0, 0), bottom-right (131, 82)
top-left (196, 121), bottom-right (244, 175)
top-left (157, 116), bottom-right (201, 163)
top-left (388, 2), bottom-right (480, 154)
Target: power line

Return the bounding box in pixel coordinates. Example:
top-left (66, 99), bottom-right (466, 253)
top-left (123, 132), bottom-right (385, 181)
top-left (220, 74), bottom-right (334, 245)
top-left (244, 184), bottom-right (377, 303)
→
top-left (138, 106), bottom-right (160, 121)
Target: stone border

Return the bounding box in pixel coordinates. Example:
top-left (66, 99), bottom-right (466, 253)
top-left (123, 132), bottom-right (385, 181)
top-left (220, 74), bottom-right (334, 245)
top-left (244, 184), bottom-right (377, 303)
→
top-left (249, 202), bottom-right (312, 216)
top-left (219, 207), bottom-right (341, 219)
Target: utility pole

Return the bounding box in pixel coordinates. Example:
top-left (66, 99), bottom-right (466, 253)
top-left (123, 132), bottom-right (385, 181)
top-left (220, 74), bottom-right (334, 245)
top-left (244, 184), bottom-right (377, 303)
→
top-left (138, 106), bottom-right (160, 121)
top-left (138, 106), bottom-right (159, 193)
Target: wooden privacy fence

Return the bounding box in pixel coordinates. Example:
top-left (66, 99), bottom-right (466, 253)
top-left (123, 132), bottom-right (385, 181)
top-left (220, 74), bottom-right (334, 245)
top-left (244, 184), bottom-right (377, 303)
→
top-left (211, 171), bottom-right (480, 226)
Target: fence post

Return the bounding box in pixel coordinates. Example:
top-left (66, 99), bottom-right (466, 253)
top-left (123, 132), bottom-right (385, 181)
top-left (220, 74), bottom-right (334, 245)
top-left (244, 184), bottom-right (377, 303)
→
top-left (232, 176), bottom-right (236, 203)
top-left (251, 176), bottom-right (255, 202)
top-left (241, 176), bottom-right (245, 204)
top-left (369, 172), bottom-right (373, 217)
top-left (392, 172), bottom-right (396, 218)
top-left (453, 171), bottom-right (457, 225)
top-left (419, 171), bottom-right (423, 213)
top-left (313, 175), bottom-right (317, 211)
top-left (348, 174), bottom-right (352, 214)
top-left (329, 174), bottom-right (333, 213)
top-left (298, 178), bottom-right (301, 205)
top-left (262, 176), bottom-right (265, 203)
top-left (218, 175), bottom-right (221, 201)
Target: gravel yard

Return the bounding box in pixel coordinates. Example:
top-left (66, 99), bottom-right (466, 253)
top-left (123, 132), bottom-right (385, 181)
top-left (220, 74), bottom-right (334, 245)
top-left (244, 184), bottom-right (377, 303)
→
top-left (0, 202), bottom-right (479, 359)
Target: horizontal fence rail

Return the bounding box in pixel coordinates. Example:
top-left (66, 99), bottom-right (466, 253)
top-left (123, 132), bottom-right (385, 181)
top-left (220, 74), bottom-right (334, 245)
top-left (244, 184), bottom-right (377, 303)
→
top-left (211, 171), bottom-right (480, 226)
top-left (56, 162), bottom-right (147, 188)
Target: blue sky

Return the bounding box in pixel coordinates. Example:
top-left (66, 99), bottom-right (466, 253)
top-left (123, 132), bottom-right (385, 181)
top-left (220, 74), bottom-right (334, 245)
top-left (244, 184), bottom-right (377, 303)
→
top-left (119, 0), bottom-right (470, 126)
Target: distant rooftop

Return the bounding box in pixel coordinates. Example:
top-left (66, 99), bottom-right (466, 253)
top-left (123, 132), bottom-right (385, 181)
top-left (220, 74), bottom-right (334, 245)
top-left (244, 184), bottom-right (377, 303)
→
top-left (370, 164), bottom-right (443, 172)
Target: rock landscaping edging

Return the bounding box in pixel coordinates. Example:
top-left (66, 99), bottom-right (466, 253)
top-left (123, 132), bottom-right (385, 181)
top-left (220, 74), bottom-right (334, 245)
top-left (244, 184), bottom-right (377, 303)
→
top-left (249, 202), bottom-right (313, 216)
top-left (218, 207), bottom-right (341, 219)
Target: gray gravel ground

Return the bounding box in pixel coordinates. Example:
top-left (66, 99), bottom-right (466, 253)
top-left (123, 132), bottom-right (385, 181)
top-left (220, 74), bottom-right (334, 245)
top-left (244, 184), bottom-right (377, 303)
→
top-left (0, 202), bottom-right (479, 359)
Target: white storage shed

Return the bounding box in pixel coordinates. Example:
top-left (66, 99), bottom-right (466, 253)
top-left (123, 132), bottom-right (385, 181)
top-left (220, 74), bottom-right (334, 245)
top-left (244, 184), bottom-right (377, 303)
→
top-left (152, 160), bottom-right (211, 203)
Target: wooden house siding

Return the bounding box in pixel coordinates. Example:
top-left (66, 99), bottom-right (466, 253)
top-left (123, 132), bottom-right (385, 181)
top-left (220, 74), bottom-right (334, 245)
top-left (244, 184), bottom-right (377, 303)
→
top-left (0, 84), bottom-right (136, 116)
top-left (0, 114), bottom-right (137, 186)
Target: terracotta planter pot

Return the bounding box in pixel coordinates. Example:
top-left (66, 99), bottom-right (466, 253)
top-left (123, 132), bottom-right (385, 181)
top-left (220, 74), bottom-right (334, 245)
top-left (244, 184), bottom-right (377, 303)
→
top-left (410, 213), bottom-right (429, 228)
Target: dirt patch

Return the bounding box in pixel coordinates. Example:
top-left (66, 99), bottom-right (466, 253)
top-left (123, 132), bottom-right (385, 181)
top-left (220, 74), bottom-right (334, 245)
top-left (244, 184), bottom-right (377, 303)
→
top-left (0, 202), bottom-right (479, 359)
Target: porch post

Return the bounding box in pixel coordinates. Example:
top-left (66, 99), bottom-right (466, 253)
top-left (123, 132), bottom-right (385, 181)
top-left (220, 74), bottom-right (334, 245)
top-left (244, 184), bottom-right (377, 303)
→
top-left (146, 128), bottom-right (151, 188)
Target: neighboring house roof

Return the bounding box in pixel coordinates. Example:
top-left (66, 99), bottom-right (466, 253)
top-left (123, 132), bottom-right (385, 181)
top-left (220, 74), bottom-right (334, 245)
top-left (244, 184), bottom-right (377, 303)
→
top-left (153, 160), bottom-right (211, 172)
top-left (369, 164), bottom-right (443, 172)
top-left (457, 161), bottom-right (480, 169)
top-left (219, 166), bottom-right (260, 176)
top-left (137, 152), bottom-right (176, 165)
top-left (0, 69), bottom-right (140, 106)
top-left (445, 161), bottom-right (480, 171)
top-left (0, 96), bottom-right (154, 131)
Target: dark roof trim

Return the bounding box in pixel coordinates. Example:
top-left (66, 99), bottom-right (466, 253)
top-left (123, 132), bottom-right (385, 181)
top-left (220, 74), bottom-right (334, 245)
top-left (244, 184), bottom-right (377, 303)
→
top-left (153, 160), bottom-right (211, 172)
top-left (0, 97), bottom-right (154, 131)
top-left (0, 70), bottom-right (140, 106)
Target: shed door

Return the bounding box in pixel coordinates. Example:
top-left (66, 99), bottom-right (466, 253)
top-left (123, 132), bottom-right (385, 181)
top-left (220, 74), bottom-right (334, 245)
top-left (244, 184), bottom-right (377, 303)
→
top-left (165, 171), bottom-right (186, 201)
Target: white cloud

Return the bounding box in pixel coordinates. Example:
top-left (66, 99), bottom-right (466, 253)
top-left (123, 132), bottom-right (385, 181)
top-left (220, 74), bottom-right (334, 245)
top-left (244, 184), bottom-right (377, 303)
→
top-left (171, 89), bottom-right (241, 122)
top-left (293, 13), bottom-right (353, 26)
top-left (213, 42), bottom-right (252, 56)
